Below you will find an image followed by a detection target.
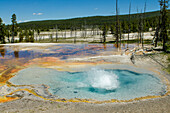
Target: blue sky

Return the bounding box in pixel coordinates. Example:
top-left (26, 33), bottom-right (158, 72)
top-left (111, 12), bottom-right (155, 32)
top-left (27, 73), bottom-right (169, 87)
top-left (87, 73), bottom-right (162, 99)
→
top-left (0, 0), bottom-right (163, 24)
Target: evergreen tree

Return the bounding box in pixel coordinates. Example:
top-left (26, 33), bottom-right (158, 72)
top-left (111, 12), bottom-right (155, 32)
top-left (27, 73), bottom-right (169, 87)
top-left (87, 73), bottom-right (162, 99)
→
top-left (6, 27), bottom-right (11, 43)
top-left (110, 25), bottom-right (115, 34)
top-left (121, 20), bottom-right (128, 33)
top-left (159, 0), bottom-right (169, 51)
top-left (19, 30), bottom-right (24, 42)
top-left (29, 30), bottom-right (34, 42)
top-left (0, 18), bottom-right (3, 42)
top-left (37, 29), bottom-right (40, 36)
top-left (11, 14), bottom-right (17, 43)
top-left (145, 20), bottom-right (151, 31)
top-left (0, 18), bottom-right (6, 44)
top-left (131, 22), bottom-right (138, 32)
top-left (24, 30), bottom-right (29, 42)
top-left (102, 25), bottom-right (109, 43)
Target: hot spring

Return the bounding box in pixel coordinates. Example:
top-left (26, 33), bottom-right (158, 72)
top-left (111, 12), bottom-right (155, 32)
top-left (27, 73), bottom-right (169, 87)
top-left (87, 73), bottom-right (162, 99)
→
top-left (1, 44), bottom-right (168, 102)
top-left (9, 67), bottom-right (166, 101)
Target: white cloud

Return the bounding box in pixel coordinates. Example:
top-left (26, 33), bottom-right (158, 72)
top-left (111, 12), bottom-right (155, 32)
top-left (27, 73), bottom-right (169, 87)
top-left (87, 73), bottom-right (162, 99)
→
top-left (19, 20), bottom-right (22, 23)
top-left (94, 8), bottom-right (98, 10)
top-left (37, 13), bottom-right (43, 15)
top-left (33, 13), bottom-right (43, 16)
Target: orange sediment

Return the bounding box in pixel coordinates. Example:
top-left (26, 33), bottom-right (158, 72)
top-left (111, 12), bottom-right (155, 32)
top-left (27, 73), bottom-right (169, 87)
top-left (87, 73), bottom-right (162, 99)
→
top-left (0, 96), bottom-right (19, 103)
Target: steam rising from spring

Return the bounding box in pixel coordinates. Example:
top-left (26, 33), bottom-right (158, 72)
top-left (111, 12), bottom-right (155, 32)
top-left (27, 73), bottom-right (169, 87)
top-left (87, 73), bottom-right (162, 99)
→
top-left (86, 68), bottom-right (120, 90)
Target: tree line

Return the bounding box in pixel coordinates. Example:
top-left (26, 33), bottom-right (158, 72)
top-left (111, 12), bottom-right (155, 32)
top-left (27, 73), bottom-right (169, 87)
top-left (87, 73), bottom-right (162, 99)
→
top-left (0, 14), bottom-right (35, 43)
top-left (17, 11), bottom-right (167, 32)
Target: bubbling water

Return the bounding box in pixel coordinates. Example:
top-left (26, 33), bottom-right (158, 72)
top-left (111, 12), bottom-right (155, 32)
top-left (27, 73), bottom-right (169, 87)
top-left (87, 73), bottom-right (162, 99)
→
top-left (9, 67), bottom-right (166, 100)
top-left (86, 68), bottom-right (120, 90)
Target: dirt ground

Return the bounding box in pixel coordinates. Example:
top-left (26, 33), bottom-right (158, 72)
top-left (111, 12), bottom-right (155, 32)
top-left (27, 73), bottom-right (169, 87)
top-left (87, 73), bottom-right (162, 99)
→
top-left (0, 96), bottom-right (170, 113)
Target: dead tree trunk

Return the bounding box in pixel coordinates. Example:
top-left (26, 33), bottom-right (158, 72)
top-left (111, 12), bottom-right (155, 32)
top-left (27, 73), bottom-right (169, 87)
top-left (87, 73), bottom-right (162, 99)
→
top-left (74, 27), bottom-right (77, 43)
top-left (140, 10), bottom-right (144, 49)
top-left (70, 26), bottom-right (73, 37)
top-left (65, 26), bottom-right (67, 39)
top-left (119, 22), bottom-right (122, 46)
top-left (139, 10), bottom-right (143, 45)
top-left (142, 2), bottom-right (147, 49)
top-left (56, 25), bottom-right (58, 42)
top-left (115, 0), bottom-right (119, 48)
top-left (137, 8), bottom-right (140, 47)
top-left (128, 2), bottom-right (131, 46)
top-left (84, 21), bottom-right (87, 39)
top-left (154, 16), bottom-right (161, 47)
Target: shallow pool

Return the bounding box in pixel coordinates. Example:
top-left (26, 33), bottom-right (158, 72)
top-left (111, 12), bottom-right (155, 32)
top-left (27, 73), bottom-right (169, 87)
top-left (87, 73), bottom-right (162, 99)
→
top-left (9, 67), bottom-right (166, 100)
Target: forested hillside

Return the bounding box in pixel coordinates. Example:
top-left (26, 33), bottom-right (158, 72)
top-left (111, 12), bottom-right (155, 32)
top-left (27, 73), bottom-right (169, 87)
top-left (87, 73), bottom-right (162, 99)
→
top-left (17, 10), bottom-right (170, 31)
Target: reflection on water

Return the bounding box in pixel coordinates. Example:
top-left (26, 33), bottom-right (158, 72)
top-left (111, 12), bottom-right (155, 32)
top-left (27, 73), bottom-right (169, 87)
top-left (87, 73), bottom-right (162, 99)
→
top-left (0, 43), bottom-right (136, 84)
top-left (103, 44), bottom-right (107, 50)
top-left (0, 44), bottom-right (135, 60)
top-left (0, 46), bottom-right (6, 57)
top-left (14, 51), bottom-right (19, 58)
top-left (0, 46), bottom-right (19, 59)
